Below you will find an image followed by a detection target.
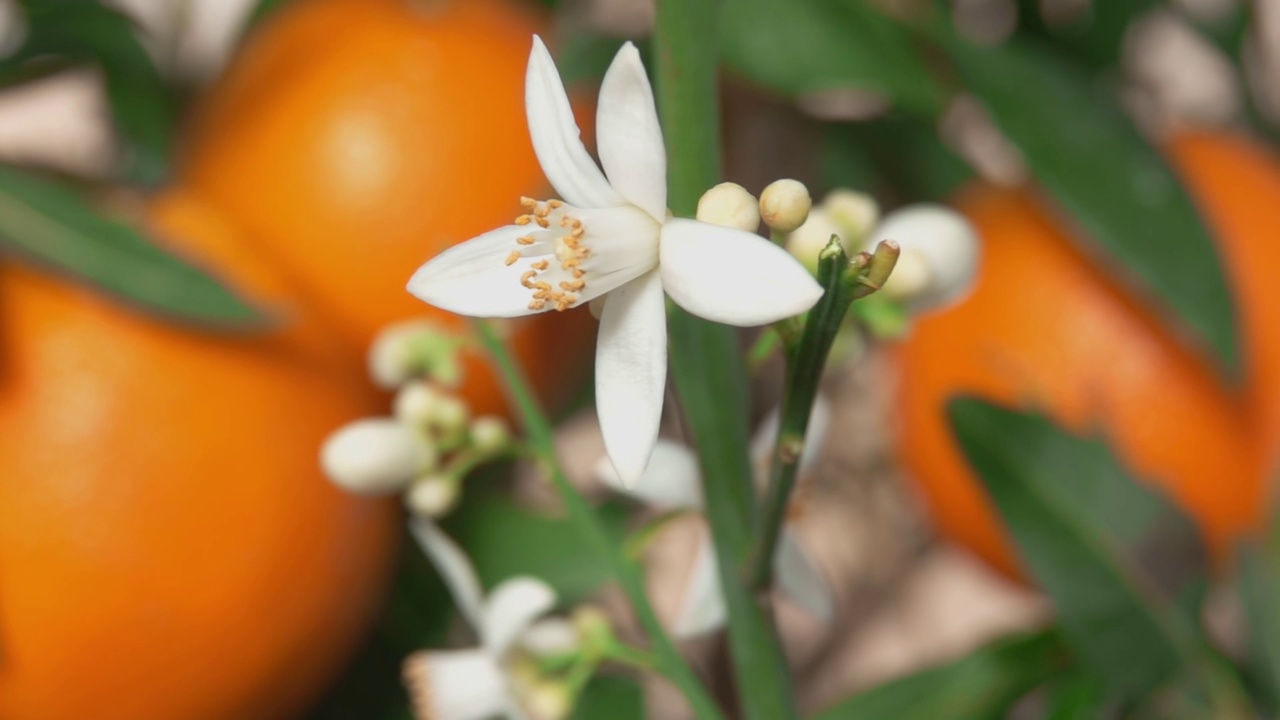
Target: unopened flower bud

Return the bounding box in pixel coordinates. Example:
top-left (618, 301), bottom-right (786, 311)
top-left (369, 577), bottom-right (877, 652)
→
top-left (321, 419), bottom-right (433, 494)
top-left (867, 204), bottom-right (979, 311)
top-left (759, 178), bottom-right (812, 233)
top-left (696, 182), bottom-right (760, 232)
top-left (785, 208), bottom-right (845, 275)
top-left (571, 605), bottom-right (613, 647)
top-left (822, 189), bottom-right (880, 242)
top-left (394, 381), bottom-right (444, 427)
top-left (520, 617), bottom-right (581, 657)
top-left (469, 416), bottom-right (510, 453)
top-left (405, 475), bottom-right (460, 517)
top-left (368, 319), bottom-right (464, 390)
top-left (524, 680), bottom-right (573, 720)
top-left (431, 394), bottom-right (471, 437)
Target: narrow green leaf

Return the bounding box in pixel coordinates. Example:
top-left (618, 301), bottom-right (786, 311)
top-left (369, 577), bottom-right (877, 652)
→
top-left (0, 165), bottom-right (267, 327)
top-left (1041, 670), bottom-right (1111, 720)
top-left (1239, 513), bottom-right (1280, 713)
top-left (721, 0), bottom-right (941, 115)
top-left (812, 630), bottom-right (1067, 720)
top-left (942, 37), bottom-right (1240, 379)
top-left (1013, 0), bottom-right (1161, 68)
top-left (947, 397), bottom-right (1203, 699)
top-left (5, 1), bottom-right (178, 183)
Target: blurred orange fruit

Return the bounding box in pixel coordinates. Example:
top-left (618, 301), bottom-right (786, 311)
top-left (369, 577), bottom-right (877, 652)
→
top-left (177, 0), bottom-right (595, 416)
top-left (895, 131), bottom-right (1280, 578)
top-left (0, 189), bottom-right (400, 720)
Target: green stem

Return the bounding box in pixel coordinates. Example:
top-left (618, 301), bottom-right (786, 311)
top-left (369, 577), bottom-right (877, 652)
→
top-left (748, 240), bottom-right (859, 591)
top-left (472, 319), bottom-right (723, 720)
top-left (654, 1), bottom-right (799, 717)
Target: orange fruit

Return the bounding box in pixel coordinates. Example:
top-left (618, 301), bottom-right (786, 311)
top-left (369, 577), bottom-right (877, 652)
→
top-left (0, 189), bottom-right (400, 720)
top-left (895, 133), bottom-right (1280, 578)
top-left (176, 0), bottom-right (595, 416)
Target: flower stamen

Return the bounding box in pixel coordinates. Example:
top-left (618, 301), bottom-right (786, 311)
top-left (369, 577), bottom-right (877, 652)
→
top-left (508, 198), bottom-right (594, 312)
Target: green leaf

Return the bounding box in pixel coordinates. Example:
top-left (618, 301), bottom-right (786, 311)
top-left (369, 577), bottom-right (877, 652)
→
top-left (822, 119), bottom-right (973, 202)
top-left (941, 36), bottom-right (1240, 379)
top-left (1239, 512), bottom-right (1280, 713)
top-left (5, 0), bottom-right (178, 184)
top-left (571, 675), bottom-right (645, 720)
top-left (720, 0), bottom-right (942, 115)
top-left (1041, 670), bottom-right (1111, 720)
top-left (445, 494), bottom-right (628, 604)
top-left (1014, 0), bottom-right (1161, 69)
top-left (947, 397), bottom-right (1204, 699)
top-left (0, 165), bottom-right (267, 327)
top-left (811, 630), bottom-right (1067, 719)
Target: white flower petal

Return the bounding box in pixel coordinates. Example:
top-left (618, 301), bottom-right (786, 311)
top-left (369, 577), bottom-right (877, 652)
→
top-left (594, 438), bottom-right (704, 509)
top-left (672, 539), bottom-right (727, 638)
top-left (409, 519), bottom-right (486, 630)
top-left (597, 42), bottom-right (667, 221)
top-left (775, 529), bottom-right (834, 624)
top-left (748, 394), bottom-right (833, 484)
top-left (407, 225), bottom-right (548, 318)
top-left (659, 219), bottom-right (824, 326)
top-left (482, 577), bottom-right (557, 656)
top-left (595, 269), bottom-right (667, 486)
top-left (320, 418), bottom-right (430, 494)
top-left (519, 617), bottom-right (581, 657)
top-left (403, 649), bottom-right (514, 720)
top-left (526, 36), bottom-right (624, 209)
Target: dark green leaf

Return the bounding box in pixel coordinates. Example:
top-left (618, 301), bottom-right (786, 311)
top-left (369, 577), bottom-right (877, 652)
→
top-left (0, 165), bottom-right (267, 327)
top-left (445, 495), bottom-right (628, 604)
top-left (571, 675), bottom-right (645, 720)
top-left (948, 397), bottom-right (1204, 699)
top-left (1014, 0), bottom-right (1161, 69)
top-left (822, 119), bottom-right (973, 203)
top-left (5, 1), bottom-right (178, 183)
top-left (1130, 654), bottom-right (1255, 720)
top-left (811, 630), bottom-right (1067, 719)
top-left (1041, 670), bottom-right (1112, 720)
top-left (942, 37), bottom-right (1240, 379)
top-left (721, 0), bottom-right (942, 115)
top-left (1239, 511), bottom-right (1280, 713)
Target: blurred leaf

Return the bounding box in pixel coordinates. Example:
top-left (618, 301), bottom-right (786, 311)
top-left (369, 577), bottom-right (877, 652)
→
top-left (1041, 670), bottom-right (1111, 719)
top-left (571, 675), bottom-right (645, 720)
top-left (948, 397), bottom-right (1204, 699)
top-left (1239, 511), bottom-right (1280, 713)
top-left (556, 30), bottom-right (628, 85)
top-left (1130, 654), bottom-right (1255, 720)
top-left (1014, 0), bottom-right (1160, 68)
top-left (811, 630), bottom-right (1067, 719)
top-left (446, 494), bottom-right (628, 604)
top-left (0, 165), bottom-right (268, 327)
top-left (5, 0), bottom-right (178, 184)
top-left (247, 0), bottom-right (295, 28)
top-left (941, 36), bottom-right (1240, 380)
top-left (721, 0), bottom-right (941, 115)
top-left (822, 119), bottom-right (973, 203)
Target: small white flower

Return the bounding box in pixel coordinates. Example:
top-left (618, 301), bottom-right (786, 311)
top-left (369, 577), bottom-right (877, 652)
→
top-left (696, 181), bottom-right (760, 232)
top-left (404, 519), bottom-right (559, 720)
top-left (321, 418), bottom-right (434, 494)
top-left (759, 178), bottom-right (812, 233)
top-left (594, 399), bottom-right (835, 638)
top-left (407, 37), bottom-right (823, 486)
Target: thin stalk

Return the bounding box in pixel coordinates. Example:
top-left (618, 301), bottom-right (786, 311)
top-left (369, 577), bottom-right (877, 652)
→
top-left (653, 1), bottom-right (799, 717)
top-left (472, 319), bottom-right (723, 720)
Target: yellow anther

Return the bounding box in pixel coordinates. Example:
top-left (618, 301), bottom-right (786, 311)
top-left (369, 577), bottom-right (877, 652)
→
top-left (535, 217), bottom-right (550, 229)
top-left (520, 197), bottom-right (537, 209)
top-left (517, 235), bottom-right (535, 245)
top-left (548, 200), bottom-right (563, 208)
top-left (520, 270), bottom-right (538, 288)
top-left (531, 260), bottom-right (549, 271)
top-left (505, 250), bottom-right (521, 266)
top-left (559, 279), bottom-right (584, 291)
top-left (515, 215), bottom-right (532, 226)
top-left (573, 269), bottom-right (585, 278)
top-left (529, 299), bottom-right (546, 310)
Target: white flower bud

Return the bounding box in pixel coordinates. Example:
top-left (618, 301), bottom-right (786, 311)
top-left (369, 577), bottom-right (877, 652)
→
top-left (523, 680), bottom-right (573, 720)
top-left (405, 476), bottom-right (460, 518)
top-left (784, 208), bottom-right (846, 275)
top-left (822, 189), bottom-right (880, 242)
top-left (696, 182), bottom-right (760, 232)
top-left (431, 394), bottom-right (471, 437)
top-left (394, 381), bottom-right (444, 427)
top-left (759, 179), bottom-right (812, 233)
top-left (321, 419), bottom-right (433, 494)
top-left (867, 204), bottom-right (980, 311)
top-left (469, 416), bottom-right (511, 453)
top-left (367, 319), bottom-right (463, 390)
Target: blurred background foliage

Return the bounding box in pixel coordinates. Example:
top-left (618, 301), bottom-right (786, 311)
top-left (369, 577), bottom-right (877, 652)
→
top-left (1, 0), bottom-right (1280, 718)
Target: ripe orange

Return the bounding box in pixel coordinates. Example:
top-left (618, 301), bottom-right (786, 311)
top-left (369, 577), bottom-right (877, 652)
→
top-left (176, 0), bottom-right (595, 416)
top-left (895, 133), bottom-right (1280, 578)
top-left (0, 189), bottom-right (400, 720)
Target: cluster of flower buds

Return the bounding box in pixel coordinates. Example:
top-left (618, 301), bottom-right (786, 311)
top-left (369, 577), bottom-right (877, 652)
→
top-left (320, 320), bottom-right (512, 518)
top-left (785, 186), bottom-right (980, 313)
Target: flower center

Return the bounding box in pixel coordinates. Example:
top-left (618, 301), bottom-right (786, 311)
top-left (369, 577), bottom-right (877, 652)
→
top-left (501, 197), bottom-right (660, 313)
